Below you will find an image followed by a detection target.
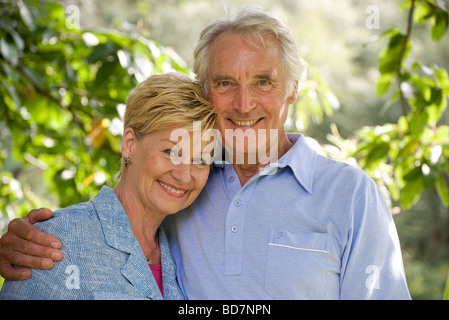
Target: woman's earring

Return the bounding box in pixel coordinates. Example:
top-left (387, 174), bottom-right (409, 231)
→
top-left (124, 156), bottom-right (131, 165)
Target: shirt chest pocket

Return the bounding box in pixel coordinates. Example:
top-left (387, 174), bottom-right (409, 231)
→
top-left (265, 228), bottom-right (329, 299)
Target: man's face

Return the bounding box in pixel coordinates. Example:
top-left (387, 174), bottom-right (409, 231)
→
top-left (206, 32), bottom-right (297, 161)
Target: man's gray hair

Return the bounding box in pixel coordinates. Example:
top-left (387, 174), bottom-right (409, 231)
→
top-left (193, 6), bottom-right (306, 99)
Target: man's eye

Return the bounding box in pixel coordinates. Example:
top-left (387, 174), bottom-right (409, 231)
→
top-left (214, 80), bottom-right (236, 93)
top-left (254, 79), bottom-right (272, 91)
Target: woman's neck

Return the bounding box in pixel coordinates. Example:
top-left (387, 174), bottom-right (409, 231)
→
top-left (114, 180), bottom-right (163, 263)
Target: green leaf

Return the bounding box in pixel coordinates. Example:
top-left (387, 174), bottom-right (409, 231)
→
top-left (94, 61), bottom-right (117, 87)
top-left (378, 33), bottom-right (411, 75)
top-left (17, 0), bottom-right (35, 31)
top-left (364, 141), bottom-right (390, 171)
top-left (376, 74), bottom-right (393, 97)
top-left (432, 9), bottom-right (449, 41)
top-left (87, 43), bottom-right (117, 64)
top-left (401, 167), bottom-right (425, 209)
top-left (399, 0), bottom-right (413, 10)
top-left (414, 2), bottom-right (434, 23)
top-left (436, 173), bottom-right (449, 207)
top-left (409, 110), bottom-right (429, 137)
top-left (23, 65), bottom-right (46, 88)
top-left (0, 38), bottom-right (19, 66)
top-left (427, 88), bottom-right (447, 125)
top-left (434, 66), bottom-right (449, 88)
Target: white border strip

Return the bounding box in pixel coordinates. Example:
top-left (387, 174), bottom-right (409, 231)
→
top-left (268, 242), bottom-right (329, 254)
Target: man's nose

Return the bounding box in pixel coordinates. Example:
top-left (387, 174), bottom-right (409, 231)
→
top-left (234, 86), bottom-right (256, 113)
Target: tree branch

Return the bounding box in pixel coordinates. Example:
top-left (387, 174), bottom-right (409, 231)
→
top-left (397, 0), bottom-right (416, 117)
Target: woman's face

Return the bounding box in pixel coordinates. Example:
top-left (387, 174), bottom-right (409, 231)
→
top-left (123, 127), bottom-right (210, 216)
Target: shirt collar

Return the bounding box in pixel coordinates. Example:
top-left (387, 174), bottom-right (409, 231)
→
top-left (275, 133), bottom-right (317, 194)
top-left (212, 133), bottom-right (318, 194)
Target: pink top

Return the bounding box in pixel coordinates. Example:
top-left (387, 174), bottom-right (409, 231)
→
top-left (150, 264), bottom-right (163, 297)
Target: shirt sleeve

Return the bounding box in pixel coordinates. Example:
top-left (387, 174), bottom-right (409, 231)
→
top-left (0, 212), bottom-right (81, 300)
top-left (339, 178), bottom-right (411, 300)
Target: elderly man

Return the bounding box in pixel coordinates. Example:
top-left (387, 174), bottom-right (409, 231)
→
top-left (0, 8), bottom-right (410, 299)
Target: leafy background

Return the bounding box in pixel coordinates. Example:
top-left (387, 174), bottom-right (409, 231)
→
top-left (1, 0), bottom-right (448, 299)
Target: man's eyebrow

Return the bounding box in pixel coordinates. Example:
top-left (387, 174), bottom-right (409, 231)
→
top-left (254, 73), bottom-right (271, 78)
top-left (254, 72), bottom-right (278, 81)
top-left (211, 75), bottom-right (236, 83)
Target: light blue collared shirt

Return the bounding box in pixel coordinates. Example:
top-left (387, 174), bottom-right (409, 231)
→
top-left (164, 133), bottom-right (411, 299)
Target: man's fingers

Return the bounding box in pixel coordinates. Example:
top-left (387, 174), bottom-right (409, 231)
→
top-left (0, 232), bottom-right (62, 262)
top-left (0, 261), bottom-right (32, 280)
top-left (0, 208), bottom-right (62, 278)
top-left (26, 207), bottom-right (54, 225)
top-left (0, 248), bottom-right (55, 270)
top-left (8, 217), bottom-right (61, 249)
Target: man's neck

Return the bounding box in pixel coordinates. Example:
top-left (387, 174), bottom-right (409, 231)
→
top-left (232, 132), bottom-right (294, 186)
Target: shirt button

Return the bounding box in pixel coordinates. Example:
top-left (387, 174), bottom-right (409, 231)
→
top-left (231, 225), bottom-right (238, 233)
top-left (228, 176), bottom-right (234, 183)
top-left (234, 200), bottom-right (241, 207)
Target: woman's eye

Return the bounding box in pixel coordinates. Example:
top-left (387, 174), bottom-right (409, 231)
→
top-left (164, 149), bottom-right (179, 157)
top-left (192, 157), bottom-right (210, 168)
top-left (193, 157), bottom-right (209, 165)
top-left (259, 80), bottom-right (268, 85)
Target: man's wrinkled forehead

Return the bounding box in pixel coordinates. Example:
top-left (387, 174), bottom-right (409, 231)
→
top-left (206, 32), bottom-right (283, 79)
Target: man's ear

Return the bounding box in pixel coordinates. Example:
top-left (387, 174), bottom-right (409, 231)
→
top-left (122, 127), bottom-right (137, 158)
top-left (287, 81), bottom-right (299, 105)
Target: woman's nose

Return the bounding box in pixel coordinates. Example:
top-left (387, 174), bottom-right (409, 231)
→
top-left (170, 163), bottom-right (192, 185)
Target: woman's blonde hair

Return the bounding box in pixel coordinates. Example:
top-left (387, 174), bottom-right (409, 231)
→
top-left (117, 72), bottom-right (217, 179)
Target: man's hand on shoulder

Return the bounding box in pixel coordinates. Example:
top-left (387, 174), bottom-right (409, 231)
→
top-left (0, 208), bottom-right (63, 280)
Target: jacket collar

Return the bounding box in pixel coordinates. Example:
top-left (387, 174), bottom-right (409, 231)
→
top-left (91, 186), bottom-right (183, 300)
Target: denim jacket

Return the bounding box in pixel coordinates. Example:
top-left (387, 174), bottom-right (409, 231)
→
top-left (0, 186), bottom-right (184, 300)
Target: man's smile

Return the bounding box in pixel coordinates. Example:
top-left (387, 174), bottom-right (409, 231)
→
top-left (228, 118), bottom-right (263, 127)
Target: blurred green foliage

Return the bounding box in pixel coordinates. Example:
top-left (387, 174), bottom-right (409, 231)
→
top-left (321, 0), bottom-right (449, 299)
top-left (0, 0), bottom-right (189, 225)
top-left (1, 0), bottom-right (449, 299)
top-left (325, 0), bottom-right (449, 213)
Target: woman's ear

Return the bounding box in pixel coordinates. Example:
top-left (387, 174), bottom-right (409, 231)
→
top-left (122, 127), bottom-right (137, 158)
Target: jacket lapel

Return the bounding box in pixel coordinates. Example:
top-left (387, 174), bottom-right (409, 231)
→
top-left (92, 186), bottom-right (163, 300)
top-left (120, 243), bottom-right (163, 300)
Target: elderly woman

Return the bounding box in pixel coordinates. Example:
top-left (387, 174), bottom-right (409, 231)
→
top-left (0, 72), bottom-right (216, 300)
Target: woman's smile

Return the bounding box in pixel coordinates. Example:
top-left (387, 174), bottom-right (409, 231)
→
top-left (157, 180), bottom-right (188, 198)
